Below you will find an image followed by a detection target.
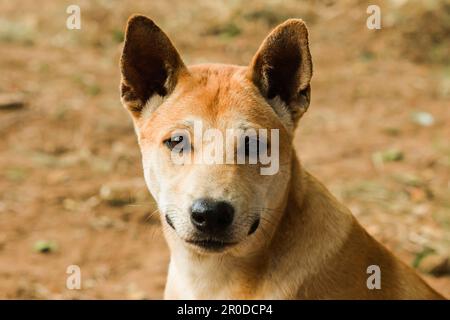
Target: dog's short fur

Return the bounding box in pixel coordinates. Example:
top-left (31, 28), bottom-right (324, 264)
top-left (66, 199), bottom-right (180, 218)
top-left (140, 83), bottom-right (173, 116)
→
top-left (119, 15), bottom-right (444, 299)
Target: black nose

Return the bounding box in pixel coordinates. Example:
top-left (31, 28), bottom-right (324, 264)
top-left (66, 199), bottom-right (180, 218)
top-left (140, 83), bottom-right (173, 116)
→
top-left (190, 198), bottom-right (234, 234)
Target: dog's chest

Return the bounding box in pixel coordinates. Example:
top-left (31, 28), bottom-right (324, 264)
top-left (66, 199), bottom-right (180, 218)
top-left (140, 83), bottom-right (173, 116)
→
top-left (167, 257), bottom-right (257, 299)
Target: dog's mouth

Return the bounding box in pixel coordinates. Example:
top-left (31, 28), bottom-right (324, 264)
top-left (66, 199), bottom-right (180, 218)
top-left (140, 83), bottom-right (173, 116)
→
top-left (185, 238), bottom-right (237, 252)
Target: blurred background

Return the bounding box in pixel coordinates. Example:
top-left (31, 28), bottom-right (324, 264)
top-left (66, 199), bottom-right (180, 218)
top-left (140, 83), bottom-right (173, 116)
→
top-left (0, 0), bottom-right (449, 298)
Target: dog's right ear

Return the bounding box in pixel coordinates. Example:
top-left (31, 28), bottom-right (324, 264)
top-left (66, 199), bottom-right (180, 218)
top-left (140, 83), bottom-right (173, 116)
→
top-left (248, 19), bottom-right (313, 126)
top-left (120, 15), bottom-right (187, 117)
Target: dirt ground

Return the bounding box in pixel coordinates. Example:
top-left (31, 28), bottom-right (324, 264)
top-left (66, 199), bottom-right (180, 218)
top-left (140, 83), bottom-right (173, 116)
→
top-left (0, 0), bottom-right (449, 299)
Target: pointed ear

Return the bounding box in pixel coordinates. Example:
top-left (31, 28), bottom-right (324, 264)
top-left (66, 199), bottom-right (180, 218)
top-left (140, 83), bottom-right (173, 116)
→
top-left (248, 19), bottom-right (312, 124)
top-left (120, 15), bottom-right (187, 117)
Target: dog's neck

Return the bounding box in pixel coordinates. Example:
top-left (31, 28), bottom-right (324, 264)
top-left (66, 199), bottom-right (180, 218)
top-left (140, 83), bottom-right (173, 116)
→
top-left (164, 154), bottom-right (354, 299)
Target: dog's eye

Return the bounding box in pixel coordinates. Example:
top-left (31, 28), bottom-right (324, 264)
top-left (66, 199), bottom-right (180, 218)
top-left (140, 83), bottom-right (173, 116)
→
top-left (244, 136), bottom-right (259, 158)
top-left (164, 134), bottom-right (189, 151)
top-left (244, 135), bottom-right (269, 160)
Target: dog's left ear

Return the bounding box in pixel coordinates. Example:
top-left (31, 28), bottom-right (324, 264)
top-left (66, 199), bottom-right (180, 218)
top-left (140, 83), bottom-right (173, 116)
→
top-left (120, 15), bottom-right (187, 117)
top-left (248, 19), bottom-right (312, 124)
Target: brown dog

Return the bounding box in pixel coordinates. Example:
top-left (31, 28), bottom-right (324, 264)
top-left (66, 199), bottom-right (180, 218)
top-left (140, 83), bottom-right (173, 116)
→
top-left (119, 15), bottom-right (444, 299)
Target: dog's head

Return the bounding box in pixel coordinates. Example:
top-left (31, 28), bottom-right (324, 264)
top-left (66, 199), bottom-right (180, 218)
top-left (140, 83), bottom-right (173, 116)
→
top-left (120, 15), bottom-right (312, 254)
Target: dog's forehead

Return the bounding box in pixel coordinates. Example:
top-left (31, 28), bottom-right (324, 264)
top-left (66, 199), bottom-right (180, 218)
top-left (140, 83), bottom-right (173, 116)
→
top-left (141, 64), bottom-right (281, 140)
top-left (177, 64), bottom-right (273, 124)
top-left (186, 64), bottom-right (254, 109)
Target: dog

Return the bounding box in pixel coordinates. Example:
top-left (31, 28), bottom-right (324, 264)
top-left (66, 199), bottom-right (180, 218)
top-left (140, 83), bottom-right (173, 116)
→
top-left (119, 15), bottom-right (444, 299)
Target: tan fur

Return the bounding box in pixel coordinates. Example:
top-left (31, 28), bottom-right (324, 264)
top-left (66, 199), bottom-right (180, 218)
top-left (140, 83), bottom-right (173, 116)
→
top-left (120, 15), bottom-right (444, 300)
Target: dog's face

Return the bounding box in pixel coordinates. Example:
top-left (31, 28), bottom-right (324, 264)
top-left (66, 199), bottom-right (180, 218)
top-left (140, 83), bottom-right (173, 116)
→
top-left (120, 16), bottom-right (312, 254)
